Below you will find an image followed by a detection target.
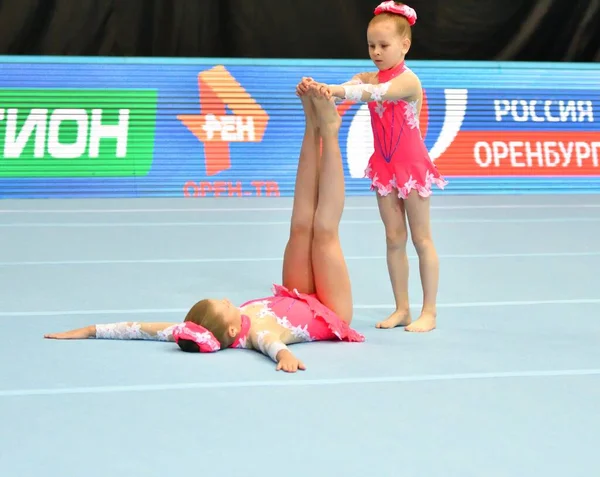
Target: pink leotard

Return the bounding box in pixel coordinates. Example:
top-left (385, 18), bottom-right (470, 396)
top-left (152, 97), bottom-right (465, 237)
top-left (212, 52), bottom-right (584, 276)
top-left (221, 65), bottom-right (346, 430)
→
top-left (239, 284), bottom-right (363, 343)
top-left (363, 61), bottom-right (448, 199)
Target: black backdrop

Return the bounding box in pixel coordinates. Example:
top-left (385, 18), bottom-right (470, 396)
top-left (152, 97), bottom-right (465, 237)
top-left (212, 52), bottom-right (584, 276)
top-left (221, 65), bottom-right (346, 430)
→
top-left (0, 0), bottom-right (598, 61)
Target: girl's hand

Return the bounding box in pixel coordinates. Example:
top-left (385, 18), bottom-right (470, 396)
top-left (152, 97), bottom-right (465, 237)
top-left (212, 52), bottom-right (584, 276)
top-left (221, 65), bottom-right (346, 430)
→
top-left (276, 349), bottom-right (306, 373)
top-left (309, 82), bottom-right (332, 100)
top-left (44, 325), bottom-right (95, 340)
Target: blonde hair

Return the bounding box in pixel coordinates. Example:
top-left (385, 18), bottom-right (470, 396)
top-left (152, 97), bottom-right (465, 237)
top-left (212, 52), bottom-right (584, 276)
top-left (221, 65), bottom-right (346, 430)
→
top-left (369, 2), bottom-right (412, 41)
top-left (183, 299), bottom-right (234, 348)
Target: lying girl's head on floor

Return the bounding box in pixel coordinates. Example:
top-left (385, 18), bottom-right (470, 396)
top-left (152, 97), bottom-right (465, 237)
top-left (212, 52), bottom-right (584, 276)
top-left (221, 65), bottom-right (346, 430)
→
top-left (178, 298), bottom-right (242, 351)
top-left (368, 2), bottom-right (416, 69)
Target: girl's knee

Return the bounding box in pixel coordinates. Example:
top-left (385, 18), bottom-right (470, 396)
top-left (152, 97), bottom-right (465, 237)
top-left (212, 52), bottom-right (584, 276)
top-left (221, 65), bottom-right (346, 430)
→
top-left (411, 233), bottom-right (434, 254)
top-left (385, 227), bottom-right (408, 250)
top-left (290, 213), bottom-right (313, 239)
top-left (312, 215), bottom-right (338, 244)
top-left (378, 196), bottom-right (408, 249)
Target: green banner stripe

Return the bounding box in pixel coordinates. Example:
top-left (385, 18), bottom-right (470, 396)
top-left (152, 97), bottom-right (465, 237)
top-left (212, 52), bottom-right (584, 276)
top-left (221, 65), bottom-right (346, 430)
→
top-left (0, 89), bottom-right (158, 178)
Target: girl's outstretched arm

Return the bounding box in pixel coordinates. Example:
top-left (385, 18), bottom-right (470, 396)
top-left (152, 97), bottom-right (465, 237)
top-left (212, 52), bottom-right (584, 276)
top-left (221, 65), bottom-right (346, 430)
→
top-left (44, 322), bottom-right (179, 341)
top-left (322, 72), bottom-right (420, 103)
top-left (297, 72), bottom-right (376, 96)
top-left (250, 330), bottom-right (306, 373)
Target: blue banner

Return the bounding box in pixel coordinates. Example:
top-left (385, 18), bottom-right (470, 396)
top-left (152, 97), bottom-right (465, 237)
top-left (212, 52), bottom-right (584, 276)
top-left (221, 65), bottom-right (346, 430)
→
top-left (0, 56), bottom-right (599, 198)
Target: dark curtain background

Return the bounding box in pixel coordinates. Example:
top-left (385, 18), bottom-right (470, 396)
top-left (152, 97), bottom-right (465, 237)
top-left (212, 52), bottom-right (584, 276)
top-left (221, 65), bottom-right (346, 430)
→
top-left (0, 0), bottom-right (598, 61)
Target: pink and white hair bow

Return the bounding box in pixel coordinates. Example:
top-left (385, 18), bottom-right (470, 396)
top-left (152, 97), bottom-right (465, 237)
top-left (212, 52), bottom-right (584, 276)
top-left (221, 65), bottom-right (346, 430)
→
top-left (172, 314), bottom-right (251, 353)
top-left (374, 1), bottom-right (417, 26)
top-left (172, 322), bottom-right (221, 352)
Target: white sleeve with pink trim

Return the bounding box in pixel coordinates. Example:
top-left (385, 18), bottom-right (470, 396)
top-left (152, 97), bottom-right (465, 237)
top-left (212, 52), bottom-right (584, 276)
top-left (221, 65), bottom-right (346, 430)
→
top-left (95, 322), bottom-right (177, 342)
top-left (331, 77), bottom-right (364, 104)
top-left (342, 81), bottom-right (392, 103)
top-left (251, 330), bottom-right (289, 363)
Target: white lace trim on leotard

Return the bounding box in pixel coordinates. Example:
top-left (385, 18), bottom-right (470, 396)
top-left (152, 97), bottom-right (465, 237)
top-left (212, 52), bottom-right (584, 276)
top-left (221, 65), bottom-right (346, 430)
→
top-left (343, 81), bottom-right (391, 102)
top-left (95, 322), bottom-right (175, 341)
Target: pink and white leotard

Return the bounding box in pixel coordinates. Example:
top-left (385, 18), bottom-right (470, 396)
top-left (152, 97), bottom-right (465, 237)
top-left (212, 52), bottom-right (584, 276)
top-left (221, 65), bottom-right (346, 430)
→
top-left (229, 284), bottom-right (364, 361)
top-left (349, 61), bottom-right (448, 199)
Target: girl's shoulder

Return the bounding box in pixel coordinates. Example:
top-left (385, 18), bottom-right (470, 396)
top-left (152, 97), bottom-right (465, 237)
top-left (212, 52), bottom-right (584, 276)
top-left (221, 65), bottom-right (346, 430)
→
top-left (353, 71), bottom-right (379, 84)
top-left (240, 299), bottom-right (270, 315)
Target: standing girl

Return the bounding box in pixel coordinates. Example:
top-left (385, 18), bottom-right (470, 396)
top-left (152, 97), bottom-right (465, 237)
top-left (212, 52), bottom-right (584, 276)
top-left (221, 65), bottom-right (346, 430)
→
top-left (311, 2), bottom-right (447, 332)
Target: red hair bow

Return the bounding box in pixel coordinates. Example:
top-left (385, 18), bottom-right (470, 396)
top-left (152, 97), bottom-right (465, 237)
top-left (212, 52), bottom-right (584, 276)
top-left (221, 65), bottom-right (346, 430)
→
top-left (374, 1), bottom-right (417, 26)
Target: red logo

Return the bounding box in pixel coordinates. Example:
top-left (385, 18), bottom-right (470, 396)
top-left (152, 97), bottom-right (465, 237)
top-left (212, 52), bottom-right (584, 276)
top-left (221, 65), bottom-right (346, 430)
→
top-left (178, 66), bottom-right (269, 176)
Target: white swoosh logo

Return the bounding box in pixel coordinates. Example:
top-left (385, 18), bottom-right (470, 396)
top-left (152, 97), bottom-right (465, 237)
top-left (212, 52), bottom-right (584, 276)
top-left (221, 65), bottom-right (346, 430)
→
top-left (429, 89), bottom-right (468, 162)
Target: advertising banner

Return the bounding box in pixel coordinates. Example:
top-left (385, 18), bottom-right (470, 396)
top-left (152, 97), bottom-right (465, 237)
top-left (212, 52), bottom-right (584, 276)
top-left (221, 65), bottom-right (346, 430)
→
top-left (0, 88), bottom-right (157, 178)
top-left (0, 57), bottom-right (598, 198)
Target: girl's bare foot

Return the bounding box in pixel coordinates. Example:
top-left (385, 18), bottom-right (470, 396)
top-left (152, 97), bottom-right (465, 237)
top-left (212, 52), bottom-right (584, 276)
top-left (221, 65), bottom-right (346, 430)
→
top-left (405, 311), bottom-right (436, 332)
top-left (376, 310), bottom-right (412, 329)
top-left (300, 94), bottom-right (318, 127)
top-left (298, 79), bottom-right (319, 125)
top-left (311, 94), bottom-right (341, 133)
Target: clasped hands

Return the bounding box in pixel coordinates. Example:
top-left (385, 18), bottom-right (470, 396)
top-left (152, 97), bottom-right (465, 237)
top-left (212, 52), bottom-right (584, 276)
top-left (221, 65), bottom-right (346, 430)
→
top-left (295, 77), bottom-right (344, 100)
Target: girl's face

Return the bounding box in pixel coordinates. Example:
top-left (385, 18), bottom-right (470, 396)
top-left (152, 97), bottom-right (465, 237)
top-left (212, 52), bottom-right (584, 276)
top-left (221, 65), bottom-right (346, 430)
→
top-left (367, 18), bottom-right (410, 71)
top-left (209, 298), bottom-right (242, 338)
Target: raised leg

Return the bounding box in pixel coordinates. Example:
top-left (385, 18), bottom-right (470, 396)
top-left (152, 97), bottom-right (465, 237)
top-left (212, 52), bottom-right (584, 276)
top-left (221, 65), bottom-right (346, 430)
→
top-left (282, 88), bottom-right (321, 294)
top-left (404, 191), bottom-right (438, 332)
top-left (310, 95), bottom-right (353, 324)
top-left (374, 192), bottom-right (412, 329)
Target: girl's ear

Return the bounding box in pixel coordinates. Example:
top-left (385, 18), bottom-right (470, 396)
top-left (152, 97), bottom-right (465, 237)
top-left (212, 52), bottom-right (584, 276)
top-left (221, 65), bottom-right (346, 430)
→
top-left (402, 36), bottom-right (411, 54)
top-left (228, 325), bottom-right (239, 338)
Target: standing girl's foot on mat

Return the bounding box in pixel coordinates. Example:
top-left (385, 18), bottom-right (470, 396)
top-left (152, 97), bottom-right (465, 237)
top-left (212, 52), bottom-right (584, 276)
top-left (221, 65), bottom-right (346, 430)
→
top-left (405, 310), bottom-right (436, 332)
top-left (376, 310), bottom-right (412, 329)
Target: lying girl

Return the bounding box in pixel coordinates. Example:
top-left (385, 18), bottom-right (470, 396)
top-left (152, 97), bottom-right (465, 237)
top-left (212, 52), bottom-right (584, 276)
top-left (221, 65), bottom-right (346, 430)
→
top-left (44, 80), bottom-right (365, 373)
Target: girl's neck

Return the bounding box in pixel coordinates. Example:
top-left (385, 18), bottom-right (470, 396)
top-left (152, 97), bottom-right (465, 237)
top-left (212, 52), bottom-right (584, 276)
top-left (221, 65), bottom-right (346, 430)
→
top-left (379, 60), bottom-right (406, 81)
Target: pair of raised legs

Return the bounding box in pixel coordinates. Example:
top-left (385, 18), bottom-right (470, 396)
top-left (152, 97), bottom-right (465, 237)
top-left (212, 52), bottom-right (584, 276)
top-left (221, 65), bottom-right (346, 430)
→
top-left (281, 85), bottom-right (439, 332)
top-left (281, 88), bottom-right (353, 324)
